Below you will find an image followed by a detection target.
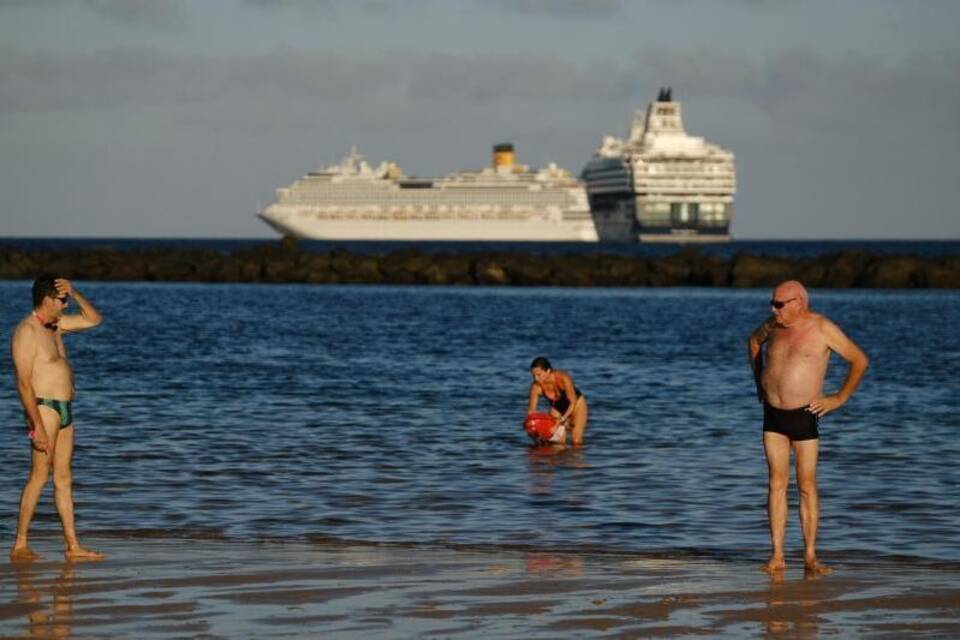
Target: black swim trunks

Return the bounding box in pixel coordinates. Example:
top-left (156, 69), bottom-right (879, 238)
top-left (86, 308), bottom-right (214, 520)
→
top-left (763, 402), bottom-right (819, 441)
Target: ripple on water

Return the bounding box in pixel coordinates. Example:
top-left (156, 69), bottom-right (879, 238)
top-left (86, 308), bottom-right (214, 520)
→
top-left (0, 284), bottom-right (957, 561)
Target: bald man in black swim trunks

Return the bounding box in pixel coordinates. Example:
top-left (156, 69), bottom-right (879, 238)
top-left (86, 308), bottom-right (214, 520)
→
top-left (748, 280), bottom-right (869, 576)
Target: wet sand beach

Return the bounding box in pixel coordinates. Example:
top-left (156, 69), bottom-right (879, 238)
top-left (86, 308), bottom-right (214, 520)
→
top-left (2, 537), bottom-right (959, 639)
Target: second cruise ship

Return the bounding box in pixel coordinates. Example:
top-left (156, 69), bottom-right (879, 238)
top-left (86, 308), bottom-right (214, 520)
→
top-left (581, 89), bottom-right (737, 242)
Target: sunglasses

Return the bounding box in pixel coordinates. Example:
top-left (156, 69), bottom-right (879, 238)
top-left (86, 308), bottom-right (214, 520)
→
top-left (770, 297), bottom-right (796, 309)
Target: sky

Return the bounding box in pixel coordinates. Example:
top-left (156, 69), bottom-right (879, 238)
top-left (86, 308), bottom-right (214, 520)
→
top-left (1, 0), bottom-right (958, 240)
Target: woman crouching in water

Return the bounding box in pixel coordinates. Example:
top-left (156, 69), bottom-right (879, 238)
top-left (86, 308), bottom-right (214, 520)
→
top-left (528, 357), bottom-right (588, 446)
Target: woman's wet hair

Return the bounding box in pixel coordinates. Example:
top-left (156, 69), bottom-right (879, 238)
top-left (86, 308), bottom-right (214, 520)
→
top-left (32, 274), bottom-right (59, 309)
top-left (530, 356), bottom-right (552, 371)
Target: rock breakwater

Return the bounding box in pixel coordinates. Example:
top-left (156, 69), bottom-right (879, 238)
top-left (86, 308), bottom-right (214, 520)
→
top-left (1, 241), bottom-right (957, 288)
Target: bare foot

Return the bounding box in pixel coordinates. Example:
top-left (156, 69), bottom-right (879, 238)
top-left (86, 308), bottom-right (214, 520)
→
top-left (804, 557), bottom-right (832, 576)
top-left (761, 555), bottom-right (786, 573)
top-left (10, 545), bottom-right (40, 562)
top-left (65, 546), bottom-right (105, 562)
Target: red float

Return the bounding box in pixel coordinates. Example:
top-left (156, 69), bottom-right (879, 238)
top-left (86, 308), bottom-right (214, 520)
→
top-left (524, 412), bottom-right (558, 442)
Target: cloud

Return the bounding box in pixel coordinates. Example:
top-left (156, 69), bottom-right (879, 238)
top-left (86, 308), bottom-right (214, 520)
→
top-left (240, 0), bottom-right (625, 19)
top-left (83, 0), bottom-right (189, 29)
top-left (3, 43), bottom-right (956, 135)
top-left (0, 46), bottom-right (629, 115)
top-left (241, 0), bottom-right (421, 18)
top-left (0, 0), bottom-right (189, 29)
top-left (633, 46), bottom-right (960, 131)
top-left (243, 0), bottom-right (341, 17)
top-left (483, 0), bottom-right (625, 18)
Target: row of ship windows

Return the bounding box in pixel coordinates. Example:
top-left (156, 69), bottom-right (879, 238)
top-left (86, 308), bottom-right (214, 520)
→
top-left (301, 210), bottom-right (564, 221)
top-left (641, 214), bottom-right (729, 224)
top-left (280, 194), bottom-right (571, 205)
top-left (634, 177), bottom-right (735, 184)
top-left (640, 203), bottom-right (728, 223)
top-left (635, 165), bottom-right (733, 174)
top-left (282, 205), bottom-right (566, 215)
top-left (643, 202), bottom-right (727, 214)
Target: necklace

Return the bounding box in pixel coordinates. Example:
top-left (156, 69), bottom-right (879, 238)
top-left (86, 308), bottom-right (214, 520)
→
top-left (34, 312), bottom-right (57, 331)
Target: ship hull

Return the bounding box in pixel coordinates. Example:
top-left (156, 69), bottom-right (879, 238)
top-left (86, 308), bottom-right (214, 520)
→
top-left (638, 229), bottom-right (730, 243)
top-left (258, 214), bottom-right (599, 242)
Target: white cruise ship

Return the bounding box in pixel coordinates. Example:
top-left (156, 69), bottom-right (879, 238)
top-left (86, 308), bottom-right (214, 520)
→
top-left (581, 89), bottom-right (736, 242)
top-left (258, 144), bottom-right (598, 241)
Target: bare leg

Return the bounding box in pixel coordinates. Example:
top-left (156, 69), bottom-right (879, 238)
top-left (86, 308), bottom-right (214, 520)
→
top-left (762, 431), bottom-right (791, 573)
top-left (570, 397), bottom-right (589, 446)
top-left (52, 425), bottom-right (104, 561)
top-left (794, 438), bottom-right (830, 575)
top-left (10, 408), bottom-right (58, 562)
top-left (53, 563), bottom-right (74, 634)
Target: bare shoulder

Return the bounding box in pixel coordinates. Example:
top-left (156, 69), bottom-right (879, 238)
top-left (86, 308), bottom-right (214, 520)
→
top-left (815, 312), bottom-right (860, 347)
top-left (10, 316), bottom-right (39, 364)
top-left (11, 316), bottom-right (36, 343)
top-left (812, 313), bottom-right (844, 336)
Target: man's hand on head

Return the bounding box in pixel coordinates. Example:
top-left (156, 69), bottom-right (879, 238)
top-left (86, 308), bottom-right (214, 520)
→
top-left (54, 278), bottom-right (74, 297)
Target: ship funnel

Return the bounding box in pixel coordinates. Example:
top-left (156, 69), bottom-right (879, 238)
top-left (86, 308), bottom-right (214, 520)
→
top-left (492, 143), bottom-right (515, 168)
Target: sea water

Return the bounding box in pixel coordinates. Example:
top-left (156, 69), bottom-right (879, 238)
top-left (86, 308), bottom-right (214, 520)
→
top-left (1, 282), bottom-right (958, 563)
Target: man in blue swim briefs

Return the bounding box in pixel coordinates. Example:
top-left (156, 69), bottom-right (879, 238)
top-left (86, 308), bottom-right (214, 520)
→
top-left (10, 275), bottom-right (105, 562)
top-left (748, 280), bottom-right (869, 576)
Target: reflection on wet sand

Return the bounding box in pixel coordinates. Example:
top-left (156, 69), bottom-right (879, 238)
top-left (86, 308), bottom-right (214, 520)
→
top-left (762, 570), bottom-right (822, 639)
top-left (1, 540), bottom-right (958, 638)
top-left (12, 562), bottom-right (74, 639)
top-left (524, 552), bottom-right (583, 577)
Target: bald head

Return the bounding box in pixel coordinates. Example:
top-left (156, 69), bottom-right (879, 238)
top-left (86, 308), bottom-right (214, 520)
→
top-left (773, 280), bottom-right (809, 310)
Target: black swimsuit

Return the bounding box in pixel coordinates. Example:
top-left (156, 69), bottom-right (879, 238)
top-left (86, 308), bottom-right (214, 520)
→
top-left (546, 386), bottom-right (582, 415)
top-left (763, 402), bottom-right (819, 441)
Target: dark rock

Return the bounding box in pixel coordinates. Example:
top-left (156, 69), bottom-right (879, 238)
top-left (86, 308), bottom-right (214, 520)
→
top-left (213, 258), bottom-right (242, 283)
top-left (547, 254), bottom-right (599, 287)
top-left (239, 259), bottom-right (262, 282)
top-left (820, 250), bottom-right (869, 288)
top-left (422, 255), bottom-right (473, 285)
top-left (0, 243), bottom-right (956, 288)
top-left (695, 254), bottom-right (731, 286)
top-left (109, 257), bottom-right (147, 281)
top-left (796, 259), bottom-right (829, 288)
top-left (280, 235), bottom-right (299, 253)
top-left (648, 256), bottom-right (692, 286)
top-left (503, 255), bottom-right (554, 286)
top-left (597, 256), bottom-right (648, 286)
top-left (330, 250), bottom-right (382, 283)
top-left (380, 249), bottom-right (433, 283)
top-left (731, 254), bottom-right (796, 288)
top-left (300, 253), bottom-right (335, 284)
top-left (860, 256), bottom-right (920, 288)
top-left (474, 258), bottom-right (511, 285)
top-left (0, 250), bottom-right (37, 278)
top-left (923, 257), bottom-right (960, 289)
